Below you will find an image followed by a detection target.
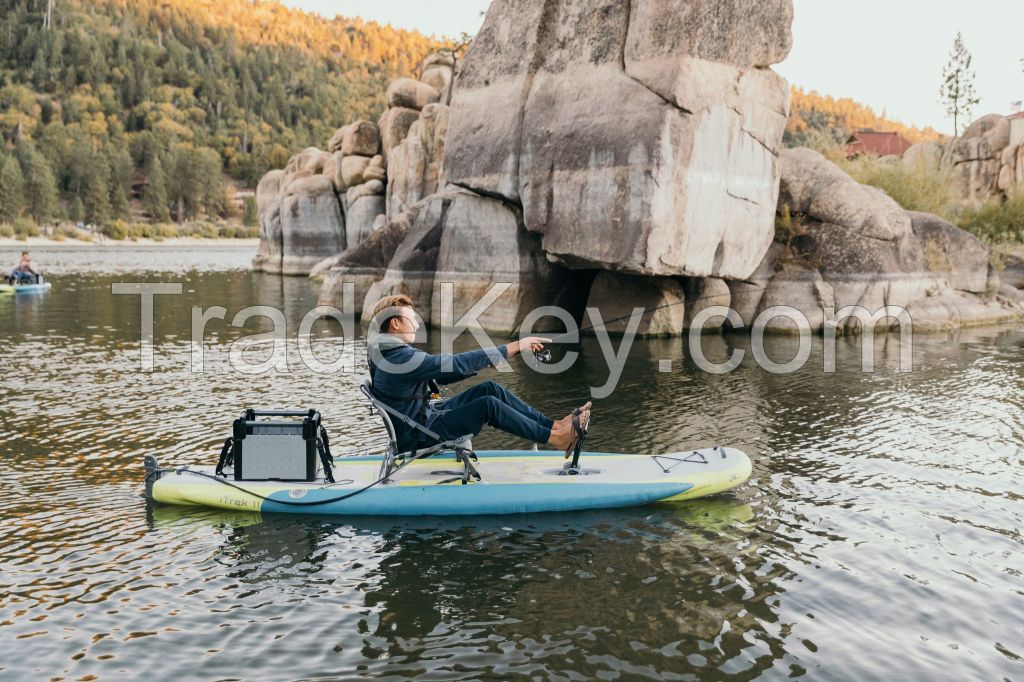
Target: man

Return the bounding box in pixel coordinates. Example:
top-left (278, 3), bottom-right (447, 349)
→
top-left (7, 251), bottom-right (38, 284)
top-left (366, 294), bottom-right (589, 455)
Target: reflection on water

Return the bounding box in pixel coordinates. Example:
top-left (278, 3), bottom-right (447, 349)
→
top-left (0, 246), bottom-right (1022, 680)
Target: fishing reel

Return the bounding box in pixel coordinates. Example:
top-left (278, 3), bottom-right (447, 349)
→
top-left (534, 348), bottom-right (554, 364)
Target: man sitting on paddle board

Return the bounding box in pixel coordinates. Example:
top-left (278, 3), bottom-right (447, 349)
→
top-left (7, 251), bottom-right (38, 284)
top-left (367, 294), bottom-right (589, 455)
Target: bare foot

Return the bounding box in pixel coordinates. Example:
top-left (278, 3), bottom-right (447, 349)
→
top-left (547, 419), bottom-right (573, 450)
top-left (548, 408), bottom-right (590, 450)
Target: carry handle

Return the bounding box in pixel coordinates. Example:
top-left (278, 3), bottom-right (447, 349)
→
top-left (240, 409), bottom-right (319, 419)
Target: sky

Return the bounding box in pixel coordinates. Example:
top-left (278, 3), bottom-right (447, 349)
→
top-left (284, 0), bottom-right (1024, 134)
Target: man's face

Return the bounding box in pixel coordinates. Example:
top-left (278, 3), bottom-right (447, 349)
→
top-left (389, 306), bottom-right (420, 343)
top-left (21, 254), bottom-right (30, 265)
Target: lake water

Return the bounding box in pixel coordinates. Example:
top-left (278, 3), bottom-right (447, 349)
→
top-left (1, 244), bottom-right (1022, 680)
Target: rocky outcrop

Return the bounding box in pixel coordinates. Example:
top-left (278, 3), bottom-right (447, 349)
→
top-left (317, 219), bottom-right (411, 311)
top-left (584, 273), bottom-right (687, 337)
top-left (346, 192), bottom-right (386, 249)
top-left (445, 0), bottom-right (793, 280)
top-left (279, 175), bottom-right (346, 275)
top-left (420, 53), bottom-right (455, 103)
top-left (256, 20), bottom-right (1020, 337)
top-left (361, 192), bottom-right (455, 325)
top-left (253, 156), bottom-right (346, 275)
top-left (684, 277), bottom-right (733, 331)
top-left (942, 115), bottom-right (1010, 202)
top-left (254, 54), bottom-right (456, 276)
top-left (253, 169), bottom-right (285, 271)
top-left (429, 189), bottom-right (572, 332)
top-left (902, 140), bottom-right (943, 172)
top-left (359, 188), bottom-right (575, 333)
top-left (387, 78), bottom-right (440, 111)
top-left (732, 149), bottom-right (1021, 333)
top-left (378, 107), bottom-right (422, 162)
top-left (386, 103), bottom-right (449, 219)
top-left (905, 114), bottom-right (1024, 203)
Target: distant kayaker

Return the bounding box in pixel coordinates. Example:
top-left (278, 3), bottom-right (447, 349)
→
top-left (7, 251), bottom-right (38, 284)
top-left (367, 294), bottom-right (590, 456)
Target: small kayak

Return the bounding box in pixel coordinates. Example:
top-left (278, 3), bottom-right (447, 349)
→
top-left (145, 447), bottom-right (752, 516)
top-left (0, 282), bottom-right (52, 294)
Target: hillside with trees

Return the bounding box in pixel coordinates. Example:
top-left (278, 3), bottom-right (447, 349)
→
top-left (0, 0), bottom-right (445, 233)
top-left (0, 0), bottom-right (957, 239)
top-left (786, 86), bottom-right (946, 148)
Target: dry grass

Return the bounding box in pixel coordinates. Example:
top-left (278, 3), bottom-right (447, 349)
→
top-left (955, 191), bottom-right (1024, 247)
top-left (841, 155), bottom-right (958, 219)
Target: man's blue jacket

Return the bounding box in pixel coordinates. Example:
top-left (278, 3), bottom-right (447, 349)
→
top-left (367, 333), bottom-right (508, 451)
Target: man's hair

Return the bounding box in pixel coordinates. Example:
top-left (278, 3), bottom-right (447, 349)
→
top-left (371, 294), bottom-right (415, 333)
top-left (21, 251), bottom-right (28, 257)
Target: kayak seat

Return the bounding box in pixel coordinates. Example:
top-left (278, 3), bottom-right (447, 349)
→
top-left (359, 379), bottom-right (475, 481)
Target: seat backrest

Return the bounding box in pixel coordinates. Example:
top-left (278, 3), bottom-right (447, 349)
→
top-left (360, 378), bottom-right (399, 455)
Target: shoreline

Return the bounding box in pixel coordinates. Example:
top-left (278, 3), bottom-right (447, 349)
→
top-left (0, 237), bottom-right (259, 247)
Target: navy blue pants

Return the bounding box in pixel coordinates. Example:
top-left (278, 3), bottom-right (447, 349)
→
top-left (421, 380), bottom-right (554, 446)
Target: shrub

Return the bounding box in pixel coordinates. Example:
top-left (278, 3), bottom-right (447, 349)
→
top-left (158, 223), bottom-right (179, 239)
top-left (103, 220), bottom-right (128, 240)
top-left (13, 218), bottom-right (39, 238)
top-left (840, 155), bottom-right (957, 219)
top-left (219, 225), bottom-right (237, 239)
top-left (774, 204), bottom-right (807, 246)
top-left (799, 128), bottom-right (849, 163)
top-left (957, 191), bottom-right (1024, 246)
top-left (240, 225), bottom-right (259, 239)
top-left (51, 226), bottom-right (68, 241)
top-left (0, 223), bottom-right (14, 238)
top-left (196, 221), bottom-right (219, 239)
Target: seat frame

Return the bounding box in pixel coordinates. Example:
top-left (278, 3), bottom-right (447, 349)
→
top-left (359, 379), bottom-right (475, 483)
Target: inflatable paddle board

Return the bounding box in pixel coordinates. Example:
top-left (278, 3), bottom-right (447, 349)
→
top-left (0, 282), bottom-right (51, 294)
top-left (145, 447), bottom-right (752, 516)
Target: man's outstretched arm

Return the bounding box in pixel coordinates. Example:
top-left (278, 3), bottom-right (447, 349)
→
top-left (384, 338), bottom-right (549, 383)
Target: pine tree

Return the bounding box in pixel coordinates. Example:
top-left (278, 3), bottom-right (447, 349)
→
top-left (242, 196), bottom-right (258, 227)
top-left (197, 146), bottom-right (227, 217)
top-left (15, 139), bottom-right (59, 224)
top-left (166, 145), bottom-right (199, 222)
top-left (143, 155), bottom-right (171, 222)
top-left (107, 147), bottom-right (132, 219)
top-left (82, 159), bottom-right (111, 226)
top-left (0, 154), bottom-right (27, 222)
top-left (939, 33), bottom-right (980, 137)
top-left (69, 196), bottom-right (85, 223)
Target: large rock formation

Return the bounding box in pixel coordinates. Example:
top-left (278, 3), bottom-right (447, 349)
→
top-left (255, 12), bottom-right (1021, 336)
top-left (279, 175), bottom-right (346, 275)
top-left (386, 103), bottom-right (449, 219)
top-left (904, 113), bottom-right (1024, 203)
top-left (444, 0), bottom-right (793, 279)
top-left (317, 219), bottom-right (410, 313)
top-left (729, 148), bottom-right (1020, 333)
top-left (254, 54), bottom-right (455, 277)
top-left (361, 189), bottom-right (576, 333)
top-left (252, 169), bottom-right (284, 272)
top-left (253, 152), bottom-right (346, 275)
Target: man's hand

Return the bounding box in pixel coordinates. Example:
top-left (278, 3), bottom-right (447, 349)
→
top-left (506, 336), bottom-right (551, 358)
